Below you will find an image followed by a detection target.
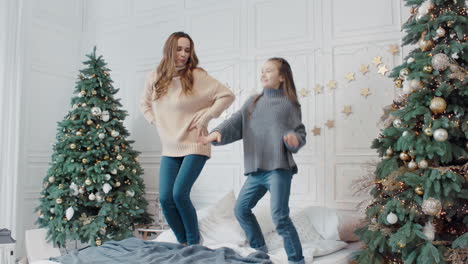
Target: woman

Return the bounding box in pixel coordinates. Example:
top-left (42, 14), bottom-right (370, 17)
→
top-left (140, 31), bottom-right (235, 245)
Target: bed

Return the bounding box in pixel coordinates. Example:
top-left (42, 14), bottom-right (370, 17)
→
top-left (26, 191), bottom-right (363, 264)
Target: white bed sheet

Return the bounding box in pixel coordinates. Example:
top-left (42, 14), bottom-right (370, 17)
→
top-left (313, 242), bottom-right (361, 264)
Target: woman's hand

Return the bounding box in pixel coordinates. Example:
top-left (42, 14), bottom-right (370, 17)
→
top-left (283, 133), bottom-right (299, 148)
top-left (198, 131), bottom-right (221, 145)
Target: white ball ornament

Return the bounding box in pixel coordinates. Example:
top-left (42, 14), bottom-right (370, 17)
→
top-left (103, 183), bottom-right (112, 194)
top-left (101, 111), bottom-right (110, 122)
top-left (433, 128), bottom-right (448, 142)
top-left (88, 193), bottom-right (96, 201)
top-left (418, 159), bottom-right (429, 169)
top-left (393, 118), bottom-right (402, 128)
top-left (66, 207), bottom-right (75, 220)
top-left (387, 212), bottom-right (398, 225)
top-left (91, 107), bottom-right (102, 116)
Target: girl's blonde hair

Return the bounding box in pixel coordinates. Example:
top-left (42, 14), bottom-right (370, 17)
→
top-left (152, 32), bottom-right (201, 99)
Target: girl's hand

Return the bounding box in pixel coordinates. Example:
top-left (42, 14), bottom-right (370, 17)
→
top-left (284, 133), bottom-right (299, 148)
top-left (199, 131), bottom-right (222, 145)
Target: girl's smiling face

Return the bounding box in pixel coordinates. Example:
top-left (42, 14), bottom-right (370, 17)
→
top-left (261, 60), bottom-right (284, 89)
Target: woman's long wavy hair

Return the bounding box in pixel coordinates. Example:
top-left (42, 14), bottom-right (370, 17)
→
top-left (152, 32), bottom-right (200, 99)
top-left (249, 57), bottom-right (300, 117)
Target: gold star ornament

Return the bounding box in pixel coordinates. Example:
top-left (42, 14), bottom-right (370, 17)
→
top-left (312, 126), bottom-right (321, 136)
top-left (299, 88), bottom-right (309, 97)
top-left (360, 88), bottom-right (371, 98)
top-left (377, 65), bottom-right (389, 76)
top-left (342, 105), bottom-right (353, 116)
top-left (325, 120), bottom-right (335, 129)
top-left (359, 64), bottom-right (369, 75)
top-left (388, 44), bottom-right (400, 55)
top-left (327, 80), bottom-right (337, 90)
top-left (372, 56), bottom-right (382, 66)
top-left (313, 84), bottom-right (323, 94)
top-left (345, 72), bottom-right (355, 82)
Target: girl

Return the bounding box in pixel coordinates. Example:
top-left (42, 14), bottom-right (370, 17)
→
top-left (200, 57), bottom-right (306, 264)
top-left (140, 32), bottom-right (235, 246)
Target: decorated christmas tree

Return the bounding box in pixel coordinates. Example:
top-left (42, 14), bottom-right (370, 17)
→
top-left (36, 48), bottom-right (152, 247)
top-left (353, 0), bottom-right (467, 263)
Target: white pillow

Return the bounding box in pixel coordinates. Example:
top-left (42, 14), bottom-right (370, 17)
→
top-left (264, 208), bottom-right (324, 251)
top-left (302, 206), bottom-right (340, 240)
top-left (303, 240), bottom-right (348, 257)
top-left (198, 191), bottom-right (247, 246)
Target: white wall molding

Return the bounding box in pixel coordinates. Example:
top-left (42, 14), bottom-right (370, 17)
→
top-left (0, 0), bottom-right (24, 240)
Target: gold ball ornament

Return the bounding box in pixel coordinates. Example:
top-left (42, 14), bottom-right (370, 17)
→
top-left (394, 79), bottom-right (403, 88)
top-left (119, 164), bottom-right (125, 171)
top-left (86, 120), bottom-right (93, 125)
top-left (80, 90), bottom-right (87, 96)
top-left (397, 242), bottom-right (406, 248)
top-left (76, 131), bottom-right (82, 136)
top-left (96, 238), bottom-right (102, 246)
top-left (408, 160), bottom-right (418, 170)
top-left (429, 97), bottom-right (447, 114)
top-left (423, 65), bottom-right (433, 73)
top-left (81, 103), bottom-right (87, 107)
top-left (82, 158), bottom-right (88, 164)
top-left (419, 33), bottom-right (434, 51)
top-left (115, 181), bottom-right (121, 187)
top-left (106, 197), bottom-right (113, 202)
top-left (415, 185), bottom-right (424, 196)
top-left (409, 79), bottom-right (423, 90)
top-left (399, 152), bottom-right (410, 161)
top-left (116, 155), bottom-right (122, 161)
top-left (132, 168), bottom-right (137, 174)
top-left (85, 179), bottom-right (92, 185)
top-left (56, 198), bottom-right (63, 204)
top-left (70, 143), bottom-right (77, 150)
top-left (423, 127), bottom-right (433, 136)
top-left (48, 176), bottom-right (55, 183)
top-left (91, 90), bottom-right (97, 95)
top-left (58, 184), bottom-right (64, 189)
top-left (87, 147), bottom-right (91, 151)
top-left (386, 147), bottom-right (394, 156)
top-left (104, 155), bottom-right (110, 160)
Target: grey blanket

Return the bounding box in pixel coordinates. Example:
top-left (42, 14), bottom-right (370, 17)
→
top-left (51, 237), bottom-right (272, 264)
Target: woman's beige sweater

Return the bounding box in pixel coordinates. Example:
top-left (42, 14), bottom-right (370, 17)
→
top-left (140, 68), bottom-right (235, 158)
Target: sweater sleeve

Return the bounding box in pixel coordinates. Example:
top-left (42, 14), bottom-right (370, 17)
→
top-left (211, 108), bottom-right (243, 146)
top-left (283, 105), bottom-right (307, 153)
top-left (139, 72), bottom-right (156, 125)
top-left (196, 70), bottom-right (236, 127)
top-left (210, 95), bottom-right (255, 146)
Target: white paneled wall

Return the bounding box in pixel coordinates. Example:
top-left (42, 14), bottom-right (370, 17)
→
top-left (14, 0), bottom-right (83, 256)
top-left (79, 0), bottom-right (410, 211)
top-left (12, 0), bottom-right (412, 257)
